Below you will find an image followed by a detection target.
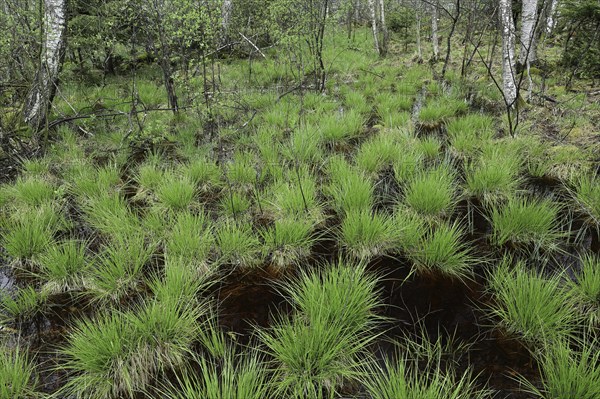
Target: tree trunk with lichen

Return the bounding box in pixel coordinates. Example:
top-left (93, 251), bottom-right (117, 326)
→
top-left (519, 0), bottom-right (539, 66)
top-left (431, 1), bottom-right (439, 60)
top-left (23, 0), bottom-right (67, 133)
top-left (500, 0), bottom-right (517, 107)
top-left (368, 0), bottom-right (380, 54)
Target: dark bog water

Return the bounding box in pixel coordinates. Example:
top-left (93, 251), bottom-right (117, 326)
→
top-left (371, 257), bottom-right (541, 399)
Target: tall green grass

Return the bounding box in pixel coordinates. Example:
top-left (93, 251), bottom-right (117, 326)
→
top-left (338, 209), bottom-right (399, 261)
top-left (259, 261), bottom-right (381, 398)
top-left (409, 222), bottom-right (473, 278)
top-left (567, 254), bottom-right (600, 326)
top-left (404, 165), bottom-right (457, 221)
top-left (0, 347), bottom-right (40, 399)
top-left (486, 259), bottom-right (578, 347)
top-left (489, 196), bottom-right (563, 250)
top-left (521, 339), bottom-right (600, 399)
top-left (165, 352), bottom-right (271, 399)
top-left (361, 355), bottom-right (489, 399)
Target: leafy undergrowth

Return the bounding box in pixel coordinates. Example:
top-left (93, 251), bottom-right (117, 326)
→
top-left (2, 31), bottom-right (600, 399)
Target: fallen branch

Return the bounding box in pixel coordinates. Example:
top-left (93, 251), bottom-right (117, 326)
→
top-left (240, 32), bottom-right (267, 59)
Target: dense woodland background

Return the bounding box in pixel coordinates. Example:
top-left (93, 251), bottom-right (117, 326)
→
top-left (1, 1), bottom-right (600, 399)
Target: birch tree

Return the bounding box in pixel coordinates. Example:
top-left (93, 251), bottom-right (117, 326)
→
top-left (500, 0), bottom-right (517, 107)
top-left (221, 0), bottom-right (233, 43)
top-left (519, 0), bottom-right (540, 66)
top-left (546, 0), bottom-right (559, 34)
top-left (378, 0), bottom-right (389, 56)
top-left (431, 1), bottom-right (439, 60)
top-left (23, 0), bottom-right (68, 132)
top-left (368, 0), bottom-right (380, 53)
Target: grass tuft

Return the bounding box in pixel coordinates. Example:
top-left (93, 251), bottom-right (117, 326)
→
top-left (216, 220), bottom-right (262, 267)
top-left (338, 209), bottom-right (398, 261)
top-left (490, 196), bottom-right (563, 250)
top-left (409, 222), bottom-right (473, 278)
top-left (404, 165), bottom-right (456, 221)
top-left (259, 261), bottom-right (380, 398)
top-left (0, 347), bottom-right (41, 399)
top-left (262, 217), bottom-right (316, 268)
top-left (486, 259), bottom-right (578, 347)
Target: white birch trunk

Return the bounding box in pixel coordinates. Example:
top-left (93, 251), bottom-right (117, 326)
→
top-left (431, 2), bottom-right (439, 60)
top-left (416, 4), bottom-right (422, 60)
top-left (221, 0), bottom-right (233, 32)
top-left (368, 0), bottom-right (380, 54)
top-left (546, 0), bottom-right (559, 34)
top-left (500, 0), bottom-right (517, 106)
top-left (378, 0), bottom-right (388, 55)
top-left (519, 0), bottom-right (539, 65)
top-left (24, 0), bottom-right (67, 131)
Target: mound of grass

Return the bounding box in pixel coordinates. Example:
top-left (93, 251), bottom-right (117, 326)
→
top-left (87, 234), bottom-right (155, 307)
top-left (567, 254), bottom-right (600, 326)
top-left (6, 176), bottom-right (58, 207)
top-left (216, 220), bottom-right (262, 267)
top-left (220, 190), bottom-right (252, 217)
top-left (392, 144), bottom-right (423, 183)
top-left (355, 133), bottom-right (398, 175)
top-left (181, 157), bottom-right (222, 190)
top-left (419, 96), bottom-right (467, 127)
top-left (376, 93), bottom-right (413, 127)
top-left (262, 217), bottom-right (316, 268)
top-left (259, 261), bottom-right (380, 398)
top-left (34, 240), bottom-right (89, 295)
top-left (326, 158), bottom-right (374, 214)
top-left (165, 352), bottom-right (271, 399)
top-left (490, 196), bottom-right (563, 250)
top-left (361, 355), bottom-right (490, 399)
top-left (1, 205), bottom-right (65, 260)
top-left (82, 193), bottom-right (140, 236)
top-left (321, 109), bottom-right (365, 143)
top-left (68, 163), bottom-right (122, 201)
top-left (409, 222), bottom-right (473, 278)
top-left (522, 340), bottom-right (600, 399)
top-left (226, 152), bottom-right (256, 188)
top-left (465, 145), bottom-right (522, 204)
top-left (283, 124), bottom-right (324, 165)
top-left (572, 174), bottom-right (600, 226)
top-left (267, 172), bottom-right (323, 222)
top-left (0, 348), bottom-right (41, 399)
top-left (447, 114), bottom-right (495, 157)
top-left (404, 165), bottom-right (456, 221)
top-left (166, 211), bottom-right (214, 267)
top-left (486, 260), bottom-right (578, 347)
top-left (61, 290), bottom-right (207, 399)
top-left (338, 209), bottom-right (399, 261)
top-left (155, 174), bottom-right (197, 212)
top-left (0, 286), bottom-right (47, 325)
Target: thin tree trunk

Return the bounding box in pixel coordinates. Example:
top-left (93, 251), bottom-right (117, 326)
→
top-left (368, 0), bottom-right (380, 54)
top-left (221, 0), bottom-right (233, 44)
top-left (378, 0), bottom-right (389, 56)
top-left (152, 0), bottom-right (178, 113)
top-left (431, 1), bottom-right (439, 60)
top-left (416, 3), bottom-right (422, 60)
top-left (546, 0), bottom-right (559, 34)
top-left (519, 0), bottom-right (539, 66)
top-left (24, 0), bottom-right (68, 132)
top-left (500, 0), bottom-right (517, 107)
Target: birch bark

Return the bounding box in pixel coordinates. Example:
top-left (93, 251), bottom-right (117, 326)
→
top-left (24, 0), bottom-right (67, 131)
top-left (378, 0), bottom-right (389, 56)
top-left (519, 0), bottom-right (539, 65)
top-left (546, 0), bottom-right (559, 34)
top-left (431, 2), bottom-right (440, 60)
top-left (368, 0), bottom-right (380, 54)
top-left (500, 0), bottom-right (517, 106)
